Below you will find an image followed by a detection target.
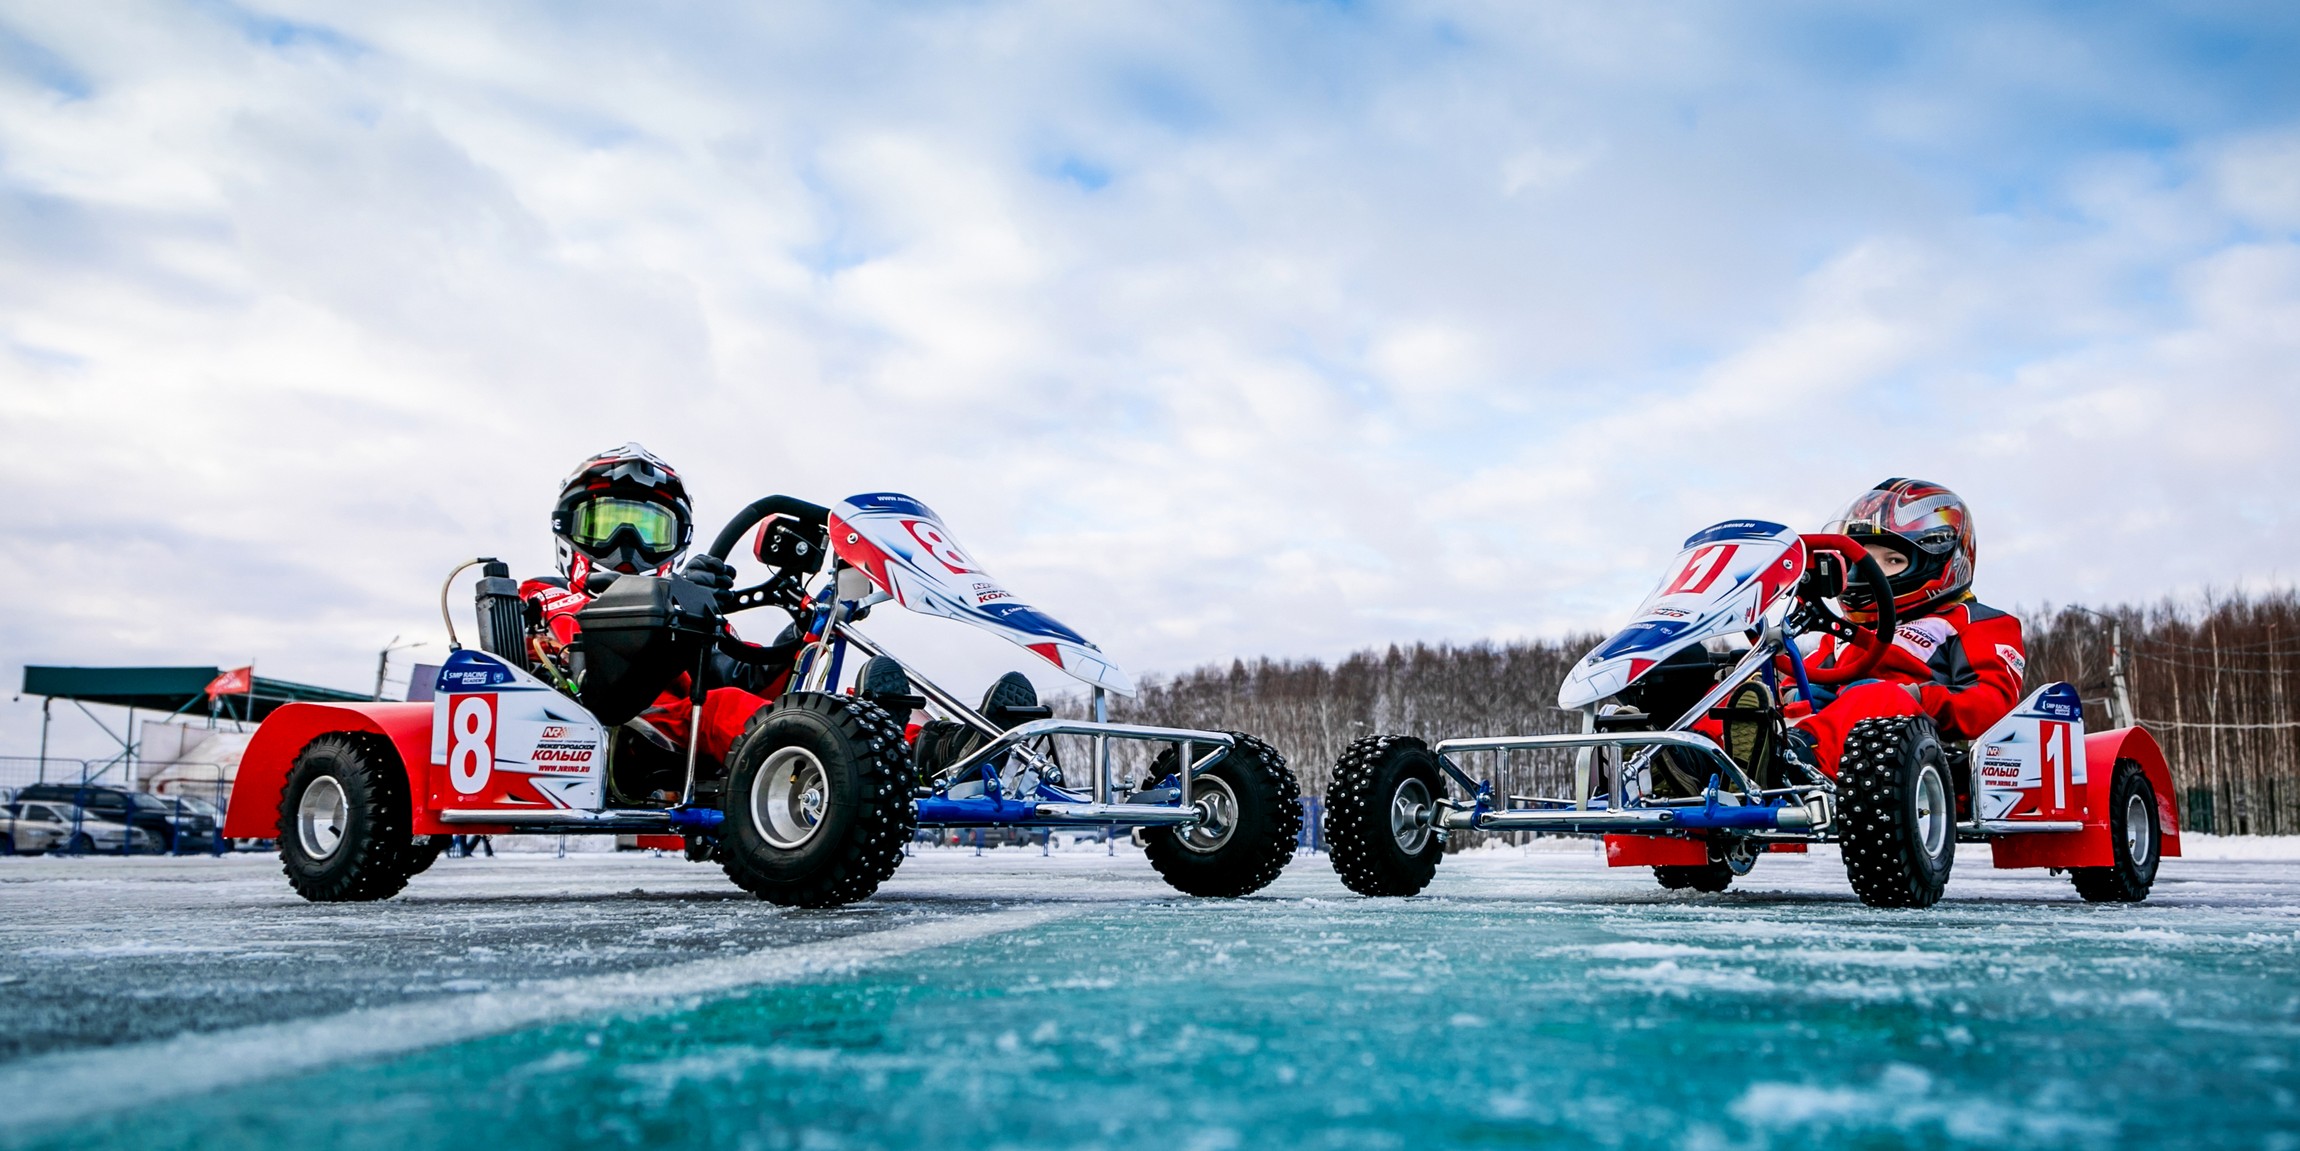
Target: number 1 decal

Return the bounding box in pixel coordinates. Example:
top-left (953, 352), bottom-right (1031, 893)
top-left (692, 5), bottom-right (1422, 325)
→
top-left (2042, 720), bottom-right (2068, 812)
top-left (1661, 544), bottom-right (1738, 597)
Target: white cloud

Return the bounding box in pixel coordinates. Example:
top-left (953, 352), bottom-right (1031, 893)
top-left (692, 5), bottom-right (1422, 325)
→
top-left (2, 1), bottom-right (2298, 757)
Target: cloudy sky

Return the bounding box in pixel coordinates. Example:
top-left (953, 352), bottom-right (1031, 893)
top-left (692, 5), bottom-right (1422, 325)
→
top-left (4, 2), bottom-right (2299, 756)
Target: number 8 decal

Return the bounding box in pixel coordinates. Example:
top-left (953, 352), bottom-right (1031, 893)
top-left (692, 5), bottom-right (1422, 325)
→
top-left (903, 519), bottom-right (977, 574)
top-left (449, 694), bottom-right (495, 795)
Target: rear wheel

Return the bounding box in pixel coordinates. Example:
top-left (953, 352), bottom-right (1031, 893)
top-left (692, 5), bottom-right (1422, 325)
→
top-left (1838, 716), bottom-right (1955, 908)
top-left (2071, 759), bottom-right (2161, 903)
top-left (1143, 733), bottom-right (1301, 898)
top-left (1327, 736), bottom-right (1446, 897)
top-left (719, 693), bottom-right (914, 907)
top-left (277, 734), bottom-right (417, 903)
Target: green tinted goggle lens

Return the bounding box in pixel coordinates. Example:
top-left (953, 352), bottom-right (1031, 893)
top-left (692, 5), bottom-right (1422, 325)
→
top-left (572, 498), bottom-right (679, 549)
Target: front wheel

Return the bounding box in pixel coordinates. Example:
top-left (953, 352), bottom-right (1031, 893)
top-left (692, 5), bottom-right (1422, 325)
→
top-left (719, 693), bottom-right (914, 907)
top-left (1838, 716), bottom-right (1955, 908)
top-left (1326, 736), bottom-right (1446, 897)
top-left (1143, 733), bottom-right (1301, 897)
top-left (2071, 759), bottom-right (2161, 903)
top-left (277, 734), bottom-right (418, 903)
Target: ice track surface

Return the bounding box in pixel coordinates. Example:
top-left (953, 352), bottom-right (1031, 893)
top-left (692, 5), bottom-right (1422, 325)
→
top-left (2, 840), bottom-right (2296, 1150)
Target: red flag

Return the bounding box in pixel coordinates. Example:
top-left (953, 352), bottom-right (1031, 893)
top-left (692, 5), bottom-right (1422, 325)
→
top-left (205, 666), bottom-right (253, 699)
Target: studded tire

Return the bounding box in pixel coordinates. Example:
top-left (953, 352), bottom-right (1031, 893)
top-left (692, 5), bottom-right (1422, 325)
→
top-left (1838, 715), bottom-right (1956, 908)
top-left (719, 692), bottom-right (915, 908)
top-left (277, 733), bottom-right (419, 903)
top-left (2071, 758), bottom-right (2161, 903)
top-left (1654, 863), bottom-right (1733, 893)
top-left (1326, 735), bottom-right (1446, 897)
top-left (1142, 732), bottom-right (1301, 898)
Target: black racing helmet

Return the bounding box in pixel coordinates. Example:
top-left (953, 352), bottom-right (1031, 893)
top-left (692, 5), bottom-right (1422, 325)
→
top-left (551, 443), bottom-right (694, 581)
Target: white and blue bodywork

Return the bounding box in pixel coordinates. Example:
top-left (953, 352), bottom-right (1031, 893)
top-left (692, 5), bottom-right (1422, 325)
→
top-left (793, 492), bottom-right (1237, 833)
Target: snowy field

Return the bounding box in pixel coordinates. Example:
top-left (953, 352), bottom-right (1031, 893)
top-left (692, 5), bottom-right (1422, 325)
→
top-left (2, 840), bottom-right (2296, 1150)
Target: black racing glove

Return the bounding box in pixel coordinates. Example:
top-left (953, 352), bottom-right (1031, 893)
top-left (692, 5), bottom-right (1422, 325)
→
top-left (680, 553), bottom-right (736, 591)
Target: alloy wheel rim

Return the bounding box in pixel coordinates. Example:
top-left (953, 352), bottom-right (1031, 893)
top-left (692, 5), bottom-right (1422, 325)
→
top-left (753, 747), bottom-right (831, 850)
top-left (1391, 777), bottom-right (1433, 855)
top-left (1915, 761), bottom-right (1950, 861)
top-left (297, 776), bottom-right (349, 860)
top-left (2125, 792), bottom-right (2153, 866)
top-left (1180, 775), bottom-right (1240, 853)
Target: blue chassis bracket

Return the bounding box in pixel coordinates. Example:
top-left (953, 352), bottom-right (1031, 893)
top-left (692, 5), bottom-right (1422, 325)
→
top-left (1462, 793), bottom-right (1806, 833)
top-left (915, 772), bottom-right (1194, 828)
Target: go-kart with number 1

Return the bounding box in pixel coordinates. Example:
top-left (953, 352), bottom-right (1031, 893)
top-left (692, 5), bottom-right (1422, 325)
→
top-left (1324, 519), bottom-right (2178, 908)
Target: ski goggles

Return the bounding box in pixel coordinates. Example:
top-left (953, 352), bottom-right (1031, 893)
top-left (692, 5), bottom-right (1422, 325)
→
top-left (568, 497), bottom-right (683, 552)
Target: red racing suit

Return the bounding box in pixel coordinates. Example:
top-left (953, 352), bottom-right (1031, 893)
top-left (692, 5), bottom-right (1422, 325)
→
top-left (1786, 599), bottom-right (2027, 776)
top-left (520, 577), bottom-right (789, 767)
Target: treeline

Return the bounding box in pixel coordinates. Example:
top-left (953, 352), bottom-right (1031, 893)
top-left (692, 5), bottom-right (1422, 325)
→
top-left (1069, 591), bottom-right (2300, 837)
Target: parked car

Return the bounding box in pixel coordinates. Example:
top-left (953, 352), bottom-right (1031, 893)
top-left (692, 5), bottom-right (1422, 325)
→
top-left (1, 803), bottom-right (64, 854)
top-left (160, 793), bottom-right (238, 851)
top-left (3, 801), bottom-right (155, 854)
top-left (14, 783), bottom-right (219, 853)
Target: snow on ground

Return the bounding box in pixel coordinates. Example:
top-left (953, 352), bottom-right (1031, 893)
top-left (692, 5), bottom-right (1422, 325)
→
top-left (2, 842), bottom-right (2295, 1150)
top-left (2162, 832), bottom-right (2300, 859)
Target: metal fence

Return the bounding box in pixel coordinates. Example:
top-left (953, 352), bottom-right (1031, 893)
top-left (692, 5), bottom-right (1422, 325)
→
top-left (0, 756), bottom-right (240, 856)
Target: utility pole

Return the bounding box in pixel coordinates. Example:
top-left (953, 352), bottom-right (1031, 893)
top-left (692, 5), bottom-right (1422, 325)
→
top-left (373, 636), bottom-right (424, 701)
top-left (2109, 618), bottom-right (2135, 730)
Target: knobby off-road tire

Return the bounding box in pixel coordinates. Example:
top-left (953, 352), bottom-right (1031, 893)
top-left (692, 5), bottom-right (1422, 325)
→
top-left (277, 733), bottom-right (419, 903)
top-left (1838, 716), bottom-right (1956, 908)
top-left (2071, 759), bottom-right (2161, 903)
top-left (1326, 736), bottom-right (1446, 897)
top-left (719, 692), bottom-right (915, 908)
top-left (1142, 733), bottom-right (1301, 898)
top-left (1655, 863), bottom-right (1733, 893)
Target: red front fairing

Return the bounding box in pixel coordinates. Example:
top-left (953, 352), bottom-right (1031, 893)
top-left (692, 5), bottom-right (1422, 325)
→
top-left (1604, 835), bottom-right (1708, 867)
top-left (1602, 835), bottom-right (1807, 867)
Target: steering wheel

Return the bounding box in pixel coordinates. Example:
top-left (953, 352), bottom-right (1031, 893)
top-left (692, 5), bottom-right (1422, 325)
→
top-left (1787, 532), bottom-right (1898, 685)
top-left (702, 495), bottom-right (832, 617)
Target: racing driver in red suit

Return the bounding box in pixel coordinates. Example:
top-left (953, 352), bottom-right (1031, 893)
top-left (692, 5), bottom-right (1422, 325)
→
top-left (519, 444), bottom-right (792, 795)
top-left (517, 443), bottom-right (1049, 801)
top-left (1720, 479), bottom-right (2027, 782)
